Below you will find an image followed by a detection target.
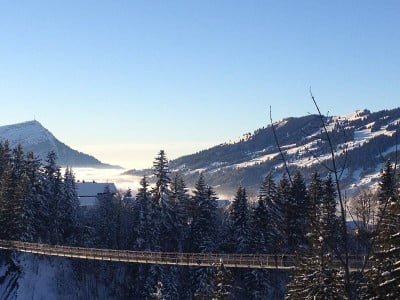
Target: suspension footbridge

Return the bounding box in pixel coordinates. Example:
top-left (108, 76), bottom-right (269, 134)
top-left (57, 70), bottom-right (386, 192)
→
top-left (0, 240), bottom-right (367, 271)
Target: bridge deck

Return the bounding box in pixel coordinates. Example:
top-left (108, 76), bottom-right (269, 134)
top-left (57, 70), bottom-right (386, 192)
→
top-left (0, 240), bottom-right (367, 271)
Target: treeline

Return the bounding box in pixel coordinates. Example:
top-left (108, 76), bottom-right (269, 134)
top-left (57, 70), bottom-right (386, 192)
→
top-left (0, 141), bottom-right (79, 245)
top-left (1, 143), bottom-right (400, 299)
top-left (65, 150), bottom-right (349, 299)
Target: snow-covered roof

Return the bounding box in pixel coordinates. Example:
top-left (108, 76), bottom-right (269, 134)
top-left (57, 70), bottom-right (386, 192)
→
top-left (77, 182), bottom-right (117, 197)
top-left (79, 196), bottom-right (98, 207)
top-left (216, 199), bottom-right (230, 208)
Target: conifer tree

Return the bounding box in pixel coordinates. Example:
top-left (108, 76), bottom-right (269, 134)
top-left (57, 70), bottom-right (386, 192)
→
top-left (245, 189), bottom-right (271, 299)
top-left (322, 174), bottom-right (339, 250)
top-left (230, 187), bottom-right (250, 254)
top-left (277, 174), bottom-right (292, 252)
top-left (134, 176), bottom-right (153, 251)
top-left (286, 171), bottom-right (345, 299)
top-left (42, 151), bottom-right (64, 244)
top-left (0, 144), bottom-right (29, 240)
top-left (366, 200), bottom-right (400, 299)
top-left (152, 150), bottom-right (181, 251)
top-left (286, 261), bottom-right (344, 299)
top-left (152, 151), bottom-right (186, 298)
top-left (152, 150), bottom-right (171, 207)
top-left (96, 185), bottom-right (118, 248)
top-left (249, 194), bottom-right (269, 254)
top-left (231, 187), bottom-right (266, 299)
top-left (307, 171), bottom-right (324, 228)
top-left (0, 156), bottom-right (18, 239)
top-left (61, 167), bottom-right (79, 244)
top-left (169, 173), bottom-right (189, 252)
top-left (132, 177), bottom-right (159, 298)
top-left (260, 173), bottom-right (283, 257)
top-left (20, 151), bottom-right (43, 242)
top-left (378, 160), bottom-right (396, 204)
top-left (290, 170), bottom-right (308, 249)
top-left (190, 173), bottom-right (217, 253)
top-left (212, 263), bottom-right (234, 300)
top-left (366, 160), bottom-right (400, 298)
top-left (190, 174), bottom-right (218, 298)
top-left (0, 141), bottom-right (11, 177)
top-left (12, 145), bottom-right (25, 178)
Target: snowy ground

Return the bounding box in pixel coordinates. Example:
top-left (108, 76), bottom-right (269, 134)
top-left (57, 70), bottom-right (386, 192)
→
top-left (0, 254), bottom-right (113, 299)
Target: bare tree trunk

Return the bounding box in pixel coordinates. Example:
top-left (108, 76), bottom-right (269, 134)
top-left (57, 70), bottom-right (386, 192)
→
top-left (309, 90), bottom-right (352, 299)
top-left (269, 106), bottom-right (293, 185)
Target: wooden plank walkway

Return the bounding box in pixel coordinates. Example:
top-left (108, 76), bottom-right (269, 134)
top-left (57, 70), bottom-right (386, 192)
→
top-left (0, 240), bottom-right (367, 271)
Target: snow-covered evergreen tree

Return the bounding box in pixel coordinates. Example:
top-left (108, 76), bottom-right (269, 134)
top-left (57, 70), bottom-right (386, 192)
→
top-left (95, 185), bottom-right (118, 248)
top-left (286, 259), bottom-right (344, 299)
top-left (245, 187), bottom-right (271, 299)
top-left (0, 152), bottom-right (19, 239)
top-left (152, 150), bottom-right (181, 251)
top-left (42, 151), bottom-right (64, 244)
top-left (189, 174), bottom-right (218, 298)
top-left (131, 176), bottom-right (161, 298)
top-left (366, 200), bottom-right (400, 299)
top-left (260, 173), bottom-right (284, 256)
top-left (277, 174), bottom-right (291, 252)
top-left (249, 193), bottom-right (269, 254)
top-left (378, 160), bottom-right (397, 204)
top-left (60, 167), bottom-right (79, 244)
top-left (212, 263), bottom-right (233, 300)
top-left (307, 171), bottom-right (324, 229)
top-left (229, 187), bottom-right (253, 299)
top-left (19, 151), bottom-right (43, 242)
top-left (152, 150), bottom-right (171, 207)
top-left (230, 187), bottom-right (250, 254)
top-left (134, 176), bottom-right (153, 251)
top-left (290, 170), bottom-right (308, 250)
top-left (321, 173), bottom-right (339, 250)
top-left (0, 141), bottom-right (11, 177)
top-left (170, 173), bottom-right (190, 251)
top-left (366, 160), bottom-right (400, 298)
top-left (0, 144), bottom-right (30, 240)
top-left (286, 170), bottom-right (345, 299)
top-left (189, 173), bottom-right (217, 253)
top-left (151, 151), bottom-right (182, 299)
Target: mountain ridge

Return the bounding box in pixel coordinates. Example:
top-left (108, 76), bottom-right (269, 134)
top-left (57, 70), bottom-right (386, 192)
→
top-left (125, 107), bottom-right (400, 196)
top-left (0, 120), bottom-right (121, 169)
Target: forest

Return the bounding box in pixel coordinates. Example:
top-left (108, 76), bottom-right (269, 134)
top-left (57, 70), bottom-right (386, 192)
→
top-left (0, 140), bottom-right (399, 299)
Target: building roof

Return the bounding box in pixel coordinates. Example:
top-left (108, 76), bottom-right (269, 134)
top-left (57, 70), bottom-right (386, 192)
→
top-left (79, 196), bottom-right (98, 207)
top-left (216, 199), bottom-right (230, 208)
top-left (77, 182), bottom-right (117, 197)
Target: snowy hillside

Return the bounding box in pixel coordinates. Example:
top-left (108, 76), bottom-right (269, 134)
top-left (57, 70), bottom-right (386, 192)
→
top-left (0, 254), bottom-right (113, 299)
top-left (0, 120), bottom-right (120, 168)
top-left (126, 108), bottom-right (400, 196)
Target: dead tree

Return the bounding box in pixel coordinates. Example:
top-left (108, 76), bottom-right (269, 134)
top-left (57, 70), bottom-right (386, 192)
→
top-left (309, 90), bottom-right (353, 299)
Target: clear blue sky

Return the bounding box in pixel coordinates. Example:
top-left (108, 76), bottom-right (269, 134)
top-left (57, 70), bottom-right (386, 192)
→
top-left (0, 1), bottom-right (399, 168)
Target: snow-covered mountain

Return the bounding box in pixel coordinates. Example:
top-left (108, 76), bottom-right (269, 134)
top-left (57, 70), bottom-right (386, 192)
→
top-left (126, 108), bottom-right (400, 196)
top-left (0, 120), bottom-right (119, 168)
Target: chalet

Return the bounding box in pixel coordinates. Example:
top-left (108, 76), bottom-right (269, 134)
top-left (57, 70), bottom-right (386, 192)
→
top-left (77, 182), bottom-right (117, 208)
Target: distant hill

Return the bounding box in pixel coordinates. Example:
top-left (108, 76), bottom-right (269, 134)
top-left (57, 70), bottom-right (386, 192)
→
top-left (0, 120), bottom-right (120, 168)
top-left (125, 108), bottom-right (400, 197)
